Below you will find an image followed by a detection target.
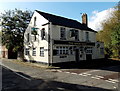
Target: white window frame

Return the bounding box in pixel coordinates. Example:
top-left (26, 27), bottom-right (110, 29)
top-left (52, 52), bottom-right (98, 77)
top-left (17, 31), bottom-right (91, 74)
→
top-left (85, 32), bottom-right (89, 41)
top-left (60, 27), bottom-right (66, 40)
top-left (25, 48), bottom-right (29, 55)
top-left (100, 48), bottom-right (104, 55)
top-left (86, 47), bottom-right (92, 54)
top-left (41, 28), bottom-right (45, 40)
top-left (32, 48), bottom-right (36, 56)
top-left (40, 47), bottom-right (44, 57)
top-left (56, 46), bottom-right (69, 55)
top-left (27, 33), bottom-right (29, 42)
top-left (75, 30), bottom-right (79, 41)
top-left (34, 17), bottom-right (36, 26)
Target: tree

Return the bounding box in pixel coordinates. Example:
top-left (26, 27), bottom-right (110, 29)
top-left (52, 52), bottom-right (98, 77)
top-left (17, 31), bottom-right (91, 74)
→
top-left (96, 2), bottom-right (120, 58)
top-left (1, 9), bottom-right (32, 59)
top-left (0, 31), bottom-right (1, 46)
top-left (111, 22), bottom-right (120, 58)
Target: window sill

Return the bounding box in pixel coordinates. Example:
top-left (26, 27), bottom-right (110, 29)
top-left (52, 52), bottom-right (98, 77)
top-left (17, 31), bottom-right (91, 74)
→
top-left (40, 56), bottom-right (44, 57)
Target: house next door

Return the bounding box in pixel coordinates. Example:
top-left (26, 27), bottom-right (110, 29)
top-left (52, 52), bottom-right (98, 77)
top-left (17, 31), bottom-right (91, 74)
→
top-left (75, 49), bottom-right (79, 62)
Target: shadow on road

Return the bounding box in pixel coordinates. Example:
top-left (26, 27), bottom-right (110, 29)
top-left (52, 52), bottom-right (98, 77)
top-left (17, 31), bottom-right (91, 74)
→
top-left (52, 59), bottom-right (120, 72)
top-left (2, 66), bottom-right (113, 91)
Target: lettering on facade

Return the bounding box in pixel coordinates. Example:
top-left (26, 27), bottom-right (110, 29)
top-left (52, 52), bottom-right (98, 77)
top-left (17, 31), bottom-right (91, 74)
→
top-left (54, 40), bottom-right (95, 46)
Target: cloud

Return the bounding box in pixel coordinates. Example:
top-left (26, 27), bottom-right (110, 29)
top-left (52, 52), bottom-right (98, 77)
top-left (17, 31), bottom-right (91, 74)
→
top-left (88, 8), bottom-right (115, 31)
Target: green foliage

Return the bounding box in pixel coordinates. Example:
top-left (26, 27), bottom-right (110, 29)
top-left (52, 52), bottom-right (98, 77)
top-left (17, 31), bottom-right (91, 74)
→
top-left (111, 23), bottom-right (120, 45)
top-left (96, 3), bottom-right (120, 58)
top-left (1, 9), bottom-right (32, 52)
top-left (111, 23), bottom-right (120, 58)
top-left (0, 31), bottom-right (1, 44)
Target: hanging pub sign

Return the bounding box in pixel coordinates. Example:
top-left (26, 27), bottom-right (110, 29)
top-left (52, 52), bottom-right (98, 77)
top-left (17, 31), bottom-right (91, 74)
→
top-left (31, 27), bottom-right (39, 35)
top-left (31, 27), bottom-right (39, 31)
top-left (54, 40), bottom-right (95, 46)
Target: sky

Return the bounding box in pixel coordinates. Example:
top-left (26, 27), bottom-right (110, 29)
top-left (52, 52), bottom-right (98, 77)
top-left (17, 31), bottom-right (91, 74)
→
top-left (0, 2), bottom-right (118, 31)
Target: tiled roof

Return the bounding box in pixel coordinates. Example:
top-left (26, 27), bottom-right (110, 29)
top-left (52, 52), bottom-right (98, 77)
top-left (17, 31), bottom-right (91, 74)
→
top-left (35, 10), bottom-right (97, 33)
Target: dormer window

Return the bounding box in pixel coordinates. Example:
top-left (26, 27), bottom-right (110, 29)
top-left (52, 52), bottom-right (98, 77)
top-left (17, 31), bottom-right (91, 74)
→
top-left (60, 27), bottom-right (66, 40)
top-left (34, 17), bottom-right (36, 26)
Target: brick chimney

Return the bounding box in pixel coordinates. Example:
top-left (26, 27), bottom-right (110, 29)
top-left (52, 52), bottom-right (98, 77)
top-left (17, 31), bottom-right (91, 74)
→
top-left (82, 13), bottom-right (87, 26)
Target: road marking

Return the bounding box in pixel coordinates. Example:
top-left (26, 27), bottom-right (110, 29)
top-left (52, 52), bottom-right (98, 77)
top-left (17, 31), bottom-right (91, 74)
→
top-left (91, 76), bottom-right (100, 79)
top-left (65, 72), bottom-right (70, 74)
top-left (1, 64), bottom-right (19, 72)
top-left (2, 64), bottom-right (31, 81)
top-left (95, 75), bottom-right (104, 78)
top-left (91, 75), bottom-right (104, 80)
top-left (14, 72), bottom-right (31, 81)
top-left (51, 69), bottom-right (56, 71)
top-left (105, 80), bottom-right (116, 83)
top-left (57, 87), bottom-right (65, 90)
top-left (78, 73), bottom-right (91, 77)
top-left (79, 74), bottom-right (88, 76)
top-left (82, 73), bottom-right (91, 76)
top-left (71, 72), bottom-right (77, 75)
top-left (108, 79), bottom-right (119, 83)
top-left (57, 70), bottom-right (62, 72)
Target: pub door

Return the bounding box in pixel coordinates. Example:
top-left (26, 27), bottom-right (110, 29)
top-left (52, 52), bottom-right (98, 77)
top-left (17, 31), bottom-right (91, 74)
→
top-left (86, 54), bottom-right (92, 60)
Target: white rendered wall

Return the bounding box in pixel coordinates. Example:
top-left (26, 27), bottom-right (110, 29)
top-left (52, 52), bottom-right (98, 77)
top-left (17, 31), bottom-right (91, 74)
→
top-left (24, 11), bottom-right (49, 63)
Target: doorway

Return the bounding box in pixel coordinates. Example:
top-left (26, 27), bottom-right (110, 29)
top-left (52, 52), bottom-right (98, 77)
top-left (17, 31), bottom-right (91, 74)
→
top-left (86, 54), bottom-right (92, 60)
top-left (8, 49), bottom-right (17, 59)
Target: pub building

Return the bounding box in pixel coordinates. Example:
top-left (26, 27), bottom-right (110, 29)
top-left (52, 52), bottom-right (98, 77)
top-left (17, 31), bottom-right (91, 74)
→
top-left (24, 10), bottom-right (104, 65)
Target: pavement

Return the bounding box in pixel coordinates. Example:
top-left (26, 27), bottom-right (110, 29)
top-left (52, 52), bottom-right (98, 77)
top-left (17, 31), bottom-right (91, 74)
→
top-left (0, 58), bottom-right (120, 91)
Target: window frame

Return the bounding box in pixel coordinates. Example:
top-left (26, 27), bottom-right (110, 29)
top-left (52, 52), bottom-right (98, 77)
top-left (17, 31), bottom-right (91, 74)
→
top-left (40, 47), bottom-right (44, 57)
top-left (86, 47), bottom-right (92, 54)
top-left (41, 28), bottom-right (45, 40)
top-left (56, 46), bottom-right (70, 55)
top-left (34, 17), bottom-right (36, 26)
top-left (85, 32), bottom-right (89, 41)
top-left (69, 46), bottom-right (73, 55)
top-left (60, 27), bottom-right (66, 40)
top-left (25, 48), bottom-right (29, 55)
top-left (32, 48), bottom-right (36, 56)
top-left (27, 33), bottom-right (29, 42)
top-left (75, 30), bottom-right (79, 41)
top-left (100, 48), bottom-right (104, 55)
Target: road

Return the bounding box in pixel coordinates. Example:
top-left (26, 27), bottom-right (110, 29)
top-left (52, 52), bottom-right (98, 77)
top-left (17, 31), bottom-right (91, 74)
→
top-left (0, 59), bottom-right (120, 91)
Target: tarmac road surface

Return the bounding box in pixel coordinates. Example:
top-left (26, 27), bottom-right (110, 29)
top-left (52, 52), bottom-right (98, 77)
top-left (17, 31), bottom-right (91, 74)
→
top-left (0, 59), bottom-right (120, 91)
